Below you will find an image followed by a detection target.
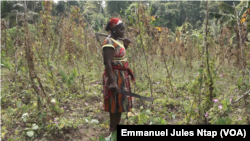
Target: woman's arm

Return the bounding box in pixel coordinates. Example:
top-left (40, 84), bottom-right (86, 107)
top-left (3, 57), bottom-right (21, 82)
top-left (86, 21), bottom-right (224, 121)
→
top-left (123, 37), bottom-right (132, 49)
top-left (103, 47), bottom-right (117, 90)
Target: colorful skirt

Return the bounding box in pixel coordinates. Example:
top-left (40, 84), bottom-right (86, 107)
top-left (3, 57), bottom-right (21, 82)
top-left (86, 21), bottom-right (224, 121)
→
top-left (103, 62), bottom-right (134, 113)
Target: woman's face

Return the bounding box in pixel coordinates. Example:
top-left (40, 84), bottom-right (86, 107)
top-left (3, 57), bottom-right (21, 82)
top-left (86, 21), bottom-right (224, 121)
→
top-left (115, 24), bottom-right (125, 38)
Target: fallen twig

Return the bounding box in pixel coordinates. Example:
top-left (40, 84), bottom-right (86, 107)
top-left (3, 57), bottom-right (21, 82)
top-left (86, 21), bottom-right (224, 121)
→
top-left (219, 90), bottom-right (250, 118)
top-left (231, 90), bottom-right (250, 105)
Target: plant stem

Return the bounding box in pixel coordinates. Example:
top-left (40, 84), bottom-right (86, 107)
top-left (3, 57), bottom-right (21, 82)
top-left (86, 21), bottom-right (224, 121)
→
top-left (198, 0), bottom-right (209, 124)
top-left (137, 2), bottom-right (153, 99)
top-left (233, 2), bottom-right (249, 124)
top-left (204, 2), bottom-right (213, 103)
top-left (233, 2), bottom-right (245, 74)
top-left (82, 75), bottom-right (86, 97)
top-left (157, 40), bottom-right (174, 97)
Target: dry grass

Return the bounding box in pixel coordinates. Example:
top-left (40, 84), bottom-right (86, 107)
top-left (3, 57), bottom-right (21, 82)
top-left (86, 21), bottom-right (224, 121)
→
top-left (1, 2), bottom-right (250, 140)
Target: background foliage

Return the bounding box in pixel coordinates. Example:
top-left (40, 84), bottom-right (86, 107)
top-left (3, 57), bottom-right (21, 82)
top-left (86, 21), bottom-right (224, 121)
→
top-left (1, 1), bottom-right (250, 140)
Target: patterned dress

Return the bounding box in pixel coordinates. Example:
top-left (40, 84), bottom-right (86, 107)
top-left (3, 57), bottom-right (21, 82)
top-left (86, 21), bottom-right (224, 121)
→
top-left (102, 37), bottom-right (134, 113)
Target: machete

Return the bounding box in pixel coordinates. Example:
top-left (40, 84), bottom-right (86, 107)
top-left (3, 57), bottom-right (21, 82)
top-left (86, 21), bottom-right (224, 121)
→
top-left (116, 88), bottom-right (154, 102)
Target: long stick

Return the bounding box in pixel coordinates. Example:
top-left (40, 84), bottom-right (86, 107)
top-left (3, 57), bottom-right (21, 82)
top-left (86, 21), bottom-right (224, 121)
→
top-left (95, 33), bottom-right (133, 43)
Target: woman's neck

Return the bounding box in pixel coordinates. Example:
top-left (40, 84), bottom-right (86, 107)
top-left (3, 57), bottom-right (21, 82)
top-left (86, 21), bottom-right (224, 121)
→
top-left (110, 33), bottom-right (118, 40)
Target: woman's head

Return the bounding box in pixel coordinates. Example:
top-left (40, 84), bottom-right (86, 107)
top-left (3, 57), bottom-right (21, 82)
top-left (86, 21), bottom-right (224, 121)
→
top-left (105, 18), bottom-right (125, 38)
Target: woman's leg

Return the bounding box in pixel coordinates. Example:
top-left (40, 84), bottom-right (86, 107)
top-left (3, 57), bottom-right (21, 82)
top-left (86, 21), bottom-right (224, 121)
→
top-left (112, 112), bottom-right (121, 133)
top-left (109, 112), bottom-right (114, 132)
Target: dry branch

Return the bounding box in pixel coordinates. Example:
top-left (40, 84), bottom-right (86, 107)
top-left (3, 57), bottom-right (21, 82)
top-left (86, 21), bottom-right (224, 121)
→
top-left (231, 90), bottom-right (250, 105)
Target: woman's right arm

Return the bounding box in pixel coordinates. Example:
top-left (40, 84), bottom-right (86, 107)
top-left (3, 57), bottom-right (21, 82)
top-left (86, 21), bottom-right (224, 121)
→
top-left (103, 47), bottom-right (117, 90)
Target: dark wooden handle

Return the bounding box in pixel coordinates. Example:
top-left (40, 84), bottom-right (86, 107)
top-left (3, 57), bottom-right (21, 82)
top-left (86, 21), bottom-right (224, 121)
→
top-left (95, 33), bottom-right (133, 43)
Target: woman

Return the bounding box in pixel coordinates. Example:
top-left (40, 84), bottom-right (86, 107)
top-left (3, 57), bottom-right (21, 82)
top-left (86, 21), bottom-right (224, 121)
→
top-left (102, 18), bottom-right (134, 139)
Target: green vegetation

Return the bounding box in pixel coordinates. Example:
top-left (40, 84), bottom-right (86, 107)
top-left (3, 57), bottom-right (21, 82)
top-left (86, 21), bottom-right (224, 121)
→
top-left (1, 1), bottom-right (250, 140)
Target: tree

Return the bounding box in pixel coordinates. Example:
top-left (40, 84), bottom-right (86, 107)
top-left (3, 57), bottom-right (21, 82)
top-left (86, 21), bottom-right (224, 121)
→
top-left (223, 1), bottom-right (240, 6)
top-left (236, 1), bottom-right (248, 11)
top-left (209, 2), bottom-right (249, 64)
top-left (78, 1), bottom-right (87, 13)
top-left (106, 1), bottom-right (133, 17)
top-left (55, 1), bottom-right (66, 15)
top-left (82, 1), bottom-right (107, 31)
top-left (149, 1), bottom-right (218, 31)
top-left (240, 2), bottom-right (250, 33)
top-left (68, 1), bottom-right (79, 7)
top-left (1, 1), bottom-right (15, 18)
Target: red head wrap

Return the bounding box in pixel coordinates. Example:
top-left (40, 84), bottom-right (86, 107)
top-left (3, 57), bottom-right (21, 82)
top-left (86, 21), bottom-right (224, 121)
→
top-left (109, 18), bottom-right (123, 29)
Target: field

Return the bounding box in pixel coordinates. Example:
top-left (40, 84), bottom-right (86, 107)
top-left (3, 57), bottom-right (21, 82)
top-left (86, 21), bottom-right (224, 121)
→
top-left (1, 1), bottom-right (250, 141)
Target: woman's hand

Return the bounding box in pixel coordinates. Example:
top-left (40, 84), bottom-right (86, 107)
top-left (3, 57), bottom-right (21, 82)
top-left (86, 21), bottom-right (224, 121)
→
top-left (108, 82), bottom-right (118, 91)
top-left (123, 37), bottom-right (132, 49)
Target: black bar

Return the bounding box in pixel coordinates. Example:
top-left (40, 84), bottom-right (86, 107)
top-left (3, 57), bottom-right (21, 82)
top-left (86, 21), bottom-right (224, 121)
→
top-left (117, 125), bottom-right (250, 140)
